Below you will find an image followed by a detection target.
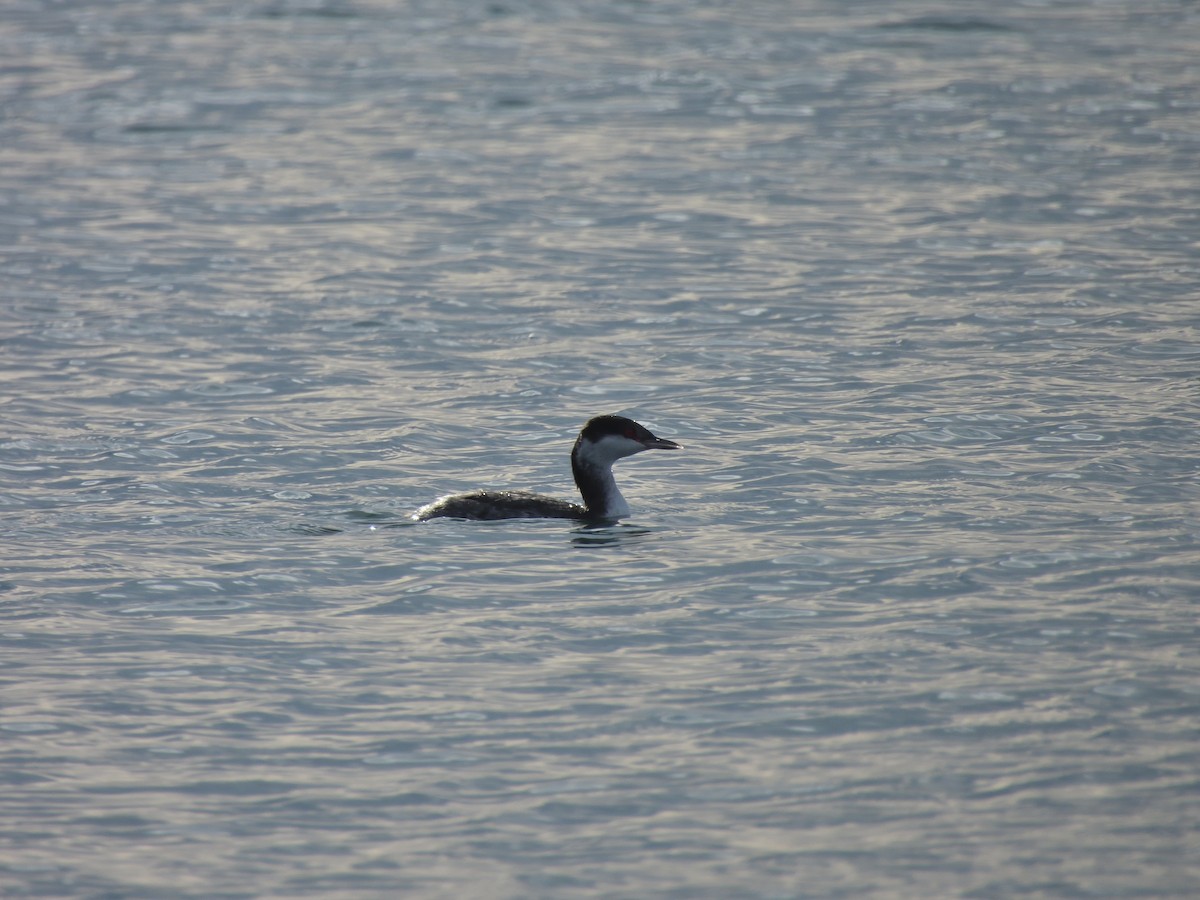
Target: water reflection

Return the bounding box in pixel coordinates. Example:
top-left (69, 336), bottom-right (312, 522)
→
top-left (570, 523), bottom-right (655, 547)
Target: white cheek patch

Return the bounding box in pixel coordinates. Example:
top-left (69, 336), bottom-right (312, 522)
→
top-left (585, 434), bottom-right (647, 466)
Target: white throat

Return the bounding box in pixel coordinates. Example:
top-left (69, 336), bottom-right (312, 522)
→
top-left (573, 434), bottom-right (645, 519)
top-left (586, 464), bottom-right (631, 519)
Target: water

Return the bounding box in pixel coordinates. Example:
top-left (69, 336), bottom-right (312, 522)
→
top-left (3, 0), bottom-right (1199, 896)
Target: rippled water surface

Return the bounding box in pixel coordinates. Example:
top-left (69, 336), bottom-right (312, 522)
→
top-left (4, 0), bottom-right (1200, 896)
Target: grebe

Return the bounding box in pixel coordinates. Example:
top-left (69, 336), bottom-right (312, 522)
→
top-left (412, 415), bottom-right (681, 521)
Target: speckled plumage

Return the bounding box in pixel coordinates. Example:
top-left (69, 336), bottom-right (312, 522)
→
top-left (413, 490), bottom-right (585, 521)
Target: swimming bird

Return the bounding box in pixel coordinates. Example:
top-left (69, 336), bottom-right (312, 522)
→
top-left (412, 414), bottom-right (681, 521)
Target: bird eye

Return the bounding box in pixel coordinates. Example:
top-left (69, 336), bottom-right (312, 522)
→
top-left (624, 426), bottom-right (637, 439)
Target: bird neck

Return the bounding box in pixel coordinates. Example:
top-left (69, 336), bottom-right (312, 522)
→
top-left (572, 455), bottom-right (630, 519)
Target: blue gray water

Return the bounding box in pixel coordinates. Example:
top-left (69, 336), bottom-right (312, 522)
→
top-left (3, 0), bottom-right (1199, 896)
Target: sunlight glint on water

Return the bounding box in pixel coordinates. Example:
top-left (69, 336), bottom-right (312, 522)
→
top-left (2, 0), bottom-right (1199, 896)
